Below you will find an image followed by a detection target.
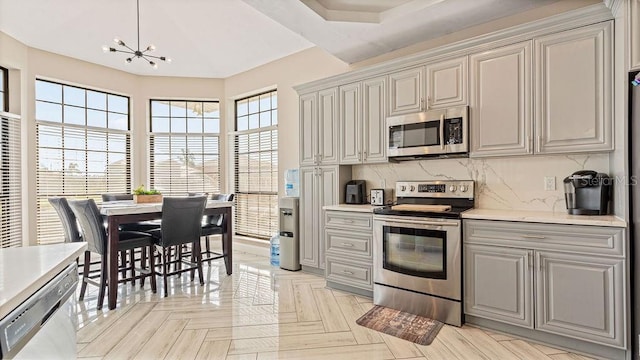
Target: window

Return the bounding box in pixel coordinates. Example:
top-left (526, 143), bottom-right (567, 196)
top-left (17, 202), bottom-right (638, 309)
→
top-left (234, 90), bottom-right (278, 239)
top-left (149, 100), bottom-right (220, 195)
top-left (36, 79), bottom-right (131, 244)
top-left (0, 66), bottom-right (7, 112)
top-left (0, 111), bottom-right (21, 248)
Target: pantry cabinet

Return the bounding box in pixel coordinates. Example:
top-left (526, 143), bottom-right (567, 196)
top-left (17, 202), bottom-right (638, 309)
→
top-left (464, 219), bottom-right (626, 349)
top-left (534, 21), bottom-right (613, 154)
top-left (470, 41), bottom-right (532, 157)
top-left (299, 88), bottom-right (339, 167)
top-left (338, 77), bottom-right (387, 165)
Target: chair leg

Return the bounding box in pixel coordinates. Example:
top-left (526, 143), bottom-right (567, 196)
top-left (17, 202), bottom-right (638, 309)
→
top-left (97, 255), bottom-right (108, 310)
top-left (221, 231), bottom-right (230, 274)
top-left (163, 247), bottom-right (169, 297)
top-left (176, 245), bottom-right (183, 273)
top-left (190, 241), bottom-right (197, 281)
top-left (149, 245), bottom-right (157, 294)
top-left (79, 251), bottom-right (90, 301)
top-left (119, 250), bottom-right (126, 280)
top-left (129, 249), bottom-right (136, 286)
top-left (140, 247), bottom-right (147, 288)
top-left (205, 235), bottom-right (211, 256)
top-left (194, 240), bottom-right (204, 286)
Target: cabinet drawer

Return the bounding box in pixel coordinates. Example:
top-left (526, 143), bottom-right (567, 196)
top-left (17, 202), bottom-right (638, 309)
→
top-left (325, 211), bottom-right (373, 231)
top-left (325, 256), bottom-right (372, 290)
top-left (326, 229), bottom-right (372, 258)
top-left (464, 220), bottom-right (625, 257)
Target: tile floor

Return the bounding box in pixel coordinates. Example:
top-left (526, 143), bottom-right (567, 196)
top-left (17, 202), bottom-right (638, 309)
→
top-left (76, 251), bottom-right (595, 360)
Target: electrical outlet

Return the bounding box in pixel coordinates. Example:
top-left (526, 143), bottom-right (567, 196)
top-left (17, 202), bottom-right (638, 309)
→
top-left (544, 176), bottom-right (556, 191)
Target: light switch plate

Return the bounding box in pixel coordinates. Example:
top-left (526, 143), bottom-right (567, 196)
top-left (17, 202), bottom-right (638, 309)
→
top-left (544, 176), bottom-right (556, 191)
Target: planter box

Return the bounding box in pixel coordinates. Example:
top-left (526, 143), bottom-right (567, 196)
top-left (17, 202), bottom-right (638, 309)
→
top-left (133, 194), bottom-right (163, 204)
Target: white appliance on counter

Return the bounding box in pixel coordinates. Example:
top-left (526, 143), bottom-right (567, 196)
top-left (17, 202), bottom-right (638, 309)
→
top-left (0, 263), bottom-right (78, 359)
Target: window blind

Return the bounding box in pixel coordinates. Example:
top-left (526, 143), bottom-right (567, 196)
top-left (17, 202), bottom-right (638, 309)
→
top-left (234, 90), bottom-right (278, 240)
top-left (149, 100), bottom-right (220, 195)
top-left (35, 79), bottom-right (131, 245)
top-left (0, 112), bottom-right (22, 248)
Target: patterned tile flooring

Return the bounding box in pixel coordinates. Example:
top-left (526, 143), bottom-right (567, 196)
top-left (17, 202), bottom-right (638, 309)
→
top-left (76, 251), bottom-right (595, 360)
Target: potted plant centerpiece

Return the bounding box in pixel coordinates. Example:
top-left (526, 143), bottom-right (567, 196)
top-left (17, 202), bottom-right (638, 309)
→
top-left (133, 185), bottom-right (163, 204)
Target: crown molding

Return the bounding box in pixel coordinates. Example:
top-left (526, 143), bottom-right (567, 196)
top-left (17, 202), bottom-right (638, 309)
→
top-left (294, 3), bottom-right (614, 94)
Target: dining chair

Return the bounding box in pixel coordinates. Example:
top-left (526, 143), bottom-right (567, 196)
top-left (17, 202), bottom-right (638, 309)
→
top-left (68, 199), bottom-right (157, 309)
top-left (200, 194), bottom-right (234, 267)
top-left (148, 196), bottom-right (207, 297)
top-left (48, 197), bottom-right (82, 243)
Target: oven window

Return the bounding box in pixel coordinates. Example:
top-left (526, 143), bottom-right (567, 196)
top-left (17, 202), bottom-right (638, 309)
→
top-left (382, 225), bottom-right (446, 279)
top-left (389, 121), bottom-right (439, 149)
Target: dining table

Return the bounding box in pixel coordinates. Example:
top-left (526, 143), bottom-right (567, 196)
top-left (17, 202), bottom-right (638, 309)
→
top-left (100, 199), bottom-right (234, 310)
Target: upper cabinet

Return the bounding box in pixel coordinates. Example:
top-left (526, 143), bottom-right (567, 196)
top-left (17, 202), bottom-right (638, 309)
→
top-left (534, 21), bottom-right (613, 154)
top-left (299, 88), bottom-right (339, 167)
top-left (339, 76), bottom-right (387, 165)
top-left (630, 0), bottom-right (640, 70)
top-left (425, 56), bottom-right (468, 109)
top-left (388, 66), bottom-right (424, 116)
top-left (470, 41), bottom-right (532, 157)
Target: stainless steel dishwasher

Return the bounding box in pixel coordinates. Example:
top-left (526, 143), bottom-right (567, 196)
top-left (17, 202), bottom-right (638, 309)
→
top-left (0, 263), bottom-right (79, 359)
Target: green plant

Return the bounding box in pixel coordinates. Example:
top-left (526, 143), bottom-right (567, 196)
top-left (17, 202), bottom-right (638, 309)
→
top-left (133, 185), bottom-right (161, 195)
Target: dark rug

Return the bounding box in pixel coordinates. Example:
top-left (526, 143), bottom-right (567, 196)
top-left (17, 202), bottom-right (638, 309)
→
top-left (355, 305), bottom-right (444, 345)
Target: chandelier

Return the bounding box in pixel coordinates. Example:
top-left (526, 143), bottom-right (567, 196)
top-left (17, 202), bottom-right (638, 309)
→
top-left (102, 0), bottom-right (171, 69)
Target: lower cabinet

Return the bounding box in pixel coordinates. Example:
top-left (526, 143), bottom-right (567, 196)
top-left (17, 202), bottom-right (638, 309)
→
top-left (464, 220), bottom-right (627, 349)
top-left (324, 210), bottom-right (373, 294)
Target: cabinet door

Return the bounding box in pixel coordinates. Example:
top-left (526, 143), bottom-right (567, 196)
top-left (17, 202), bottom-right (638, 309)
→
top-left (631, 0), bottom-right (640, 70)
top-left (425, 56), bottom-right (467, 109)
top-left (299, 93), bottom-right (317, 166)
top-left (470, 41), bottom-right (532, 157)
top-left (535, 251), bottom-right (625, 348)
top-left (534, 21), bottom-right (613, 154)
top-left (299, 167), bottom-right (318, 267)
top-left (318, 88), bottom-right (339, 164)
top-left (318, 167), bottom-right (338, 270)
top-left (464, 244), bottom-right (533, 328)
top-left (388, 66), bottom-right (424, 116)
top-left (362, 76), bottom-right (387, 163)
top-left (339, 83), bottom-right (361, 164)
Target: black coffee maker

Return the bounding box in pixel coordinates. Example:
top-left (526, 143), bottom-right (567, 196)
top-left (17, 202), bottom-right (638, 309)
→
top-left (563, 170), bottom-right (612, 215)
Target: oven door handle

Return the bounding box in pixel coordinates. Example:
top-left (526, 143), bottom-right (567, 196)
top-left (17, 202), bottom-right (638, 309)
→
top-left (378, 218), bottom-right (459, 228)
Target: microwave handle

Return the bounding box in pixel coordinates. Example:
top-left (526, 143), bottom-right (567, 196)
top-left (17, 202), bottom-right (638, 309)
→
top-left (440, 114), bottom-right (445, 149)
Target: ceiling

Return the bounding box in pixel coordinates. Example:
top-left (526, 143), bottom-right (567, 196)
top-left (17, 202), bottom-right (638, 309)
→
top-left (0, 0), bottom-right (571, 78)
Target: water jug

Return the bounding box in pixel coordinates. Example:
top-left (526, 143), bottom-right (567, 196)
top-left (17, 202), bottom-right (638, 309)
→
top-left (270, 234), bottom-right (280, 266)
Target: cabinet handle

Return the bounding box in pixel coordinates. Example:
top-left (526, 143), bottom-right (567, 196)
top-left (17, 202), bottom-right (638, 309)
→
top-left (521, 234), bottom-right (546, 239)
top-left (536, 135), bottom-right (542, 153)
top-left (363, 151), bottom-right (367, 161)
top-left (341, 242), bottom-right (354, 247)
top-left (341, 270), bottom-right (354, 275)
top-left (426, 96), bottom-right (431, 110)
top-left (420, 97), bottom-right (425, 111)
top-left (439, 114), bottom-right (445, 150)
top-left (358, 151), bottom-right (362, 161)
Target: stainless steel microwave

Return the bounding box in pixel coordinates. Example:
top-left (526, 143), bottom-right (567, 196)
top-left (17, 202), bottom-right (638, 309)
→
top-left (387, 106), bottom-right (468, 160)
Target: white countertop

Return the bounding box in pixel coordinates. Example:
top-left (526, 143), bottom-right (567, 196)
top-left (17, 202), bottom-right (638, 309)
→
top-left (100, 199), bottom-right (233, 216)
top-left (462, 208), bottom-right (627, 228)
top-left (322, 204), bottom-right (382, 213)
top-left (0, 243), bottom-right (87, 320)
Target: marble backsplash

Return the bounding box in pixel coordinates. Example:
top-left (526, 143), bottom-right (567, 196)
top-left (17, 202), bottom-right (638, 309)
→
top-left (352, 154), bottom-right (611, 213)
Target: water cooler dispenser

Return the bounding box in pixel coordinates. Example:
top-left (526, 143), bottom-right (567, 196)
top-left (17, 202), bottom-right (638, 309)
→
top-left (278, 197), bottom-right (300, 271)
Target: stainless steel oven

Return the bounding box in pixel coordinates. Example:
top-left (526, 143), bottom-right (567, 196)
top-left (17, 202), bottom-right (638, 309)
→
top-left (387, 105), bottom-right (468, 160)
top-left (372, 180), bottom-right (474, 326)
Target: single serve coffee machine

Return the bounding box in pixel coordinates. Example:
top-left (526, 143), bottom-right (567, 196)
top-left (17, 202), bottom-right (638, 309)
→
top-left (563, 170), bottom-right (612, 215)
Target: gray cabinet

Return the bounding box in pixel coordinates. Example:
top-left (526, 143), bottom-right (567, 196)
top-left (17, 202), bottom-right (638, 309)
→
top-left (299, 88), bottom-right (339, 167)
top-left (324, 210), bottom-right (373, 295)
top-left (339, 77), bottom-right (387, 165)
top-left (464, 219), bottom-right (626, 349)
top-left (534, 21), bottom-right (613, 154)
top-left (470, 41), bottom-right (532, 157)
top-left (536, 251), bottom-right (625, 348)
top-left (299, 166), bottom-right (351, 270)
top-left (464, 244), bottom-right (533, 328)
top-left (388, 66), bottom-right (424, 116)
top-left (425, 56), bottom-right (467, 109)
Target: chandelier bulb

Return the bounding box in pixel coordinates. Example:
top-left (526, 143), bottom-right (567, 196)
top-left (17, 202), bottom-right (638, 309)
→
top-left (150, 61), bottom-right (158, 69)
top-left (146, 44), bottom-right (156, 52)
top-left (102, 45), bottom-right (110, 53)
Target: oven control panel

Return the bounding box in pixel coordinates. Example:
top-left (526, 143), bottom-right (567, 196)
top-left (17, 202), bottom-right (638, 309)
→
top-left (396, 180), bottom-right (474, 199)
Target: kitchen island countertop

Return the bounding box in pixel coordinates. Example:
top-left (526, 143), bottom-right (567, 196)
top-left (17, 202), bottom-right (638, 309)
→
top-left (462, 208), bottom-right (626, 227)
top-left (0, 242), bottom-right (86, 320)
